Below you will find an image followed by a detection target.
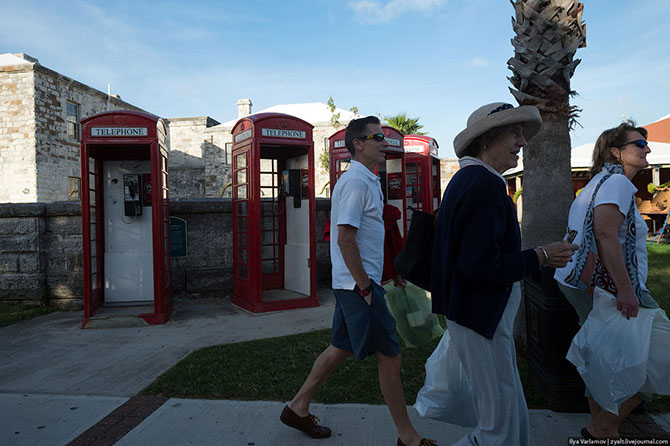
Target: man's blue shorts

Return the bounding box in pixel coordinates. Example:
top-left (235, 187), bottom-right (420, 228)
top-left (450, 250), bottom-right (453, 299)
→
top-left (332, 281), bottom-right (401, 361)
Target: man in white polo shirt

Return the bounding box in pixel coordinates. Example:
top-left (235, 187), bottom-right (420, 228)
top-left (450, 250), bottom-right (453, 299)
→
top-left (280, 116), bottom-right (435, 446)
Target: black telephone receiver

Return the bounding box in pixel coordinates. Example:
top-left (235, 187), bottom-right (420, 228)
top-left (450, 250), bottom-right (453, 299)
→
top-left (123, 174), bottom-right (142, 217)
top-left (282, 169), bottom-right (302, 208)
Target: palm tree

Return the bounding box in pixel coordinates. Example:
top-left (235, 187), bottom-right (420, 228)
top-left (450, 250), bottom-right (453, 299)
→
top-left (508, 0), bottom-right (586, 248)
top-left (508, 0), bottom-right (586, 346)
top-left (384, 113), bottom-right (426, 135)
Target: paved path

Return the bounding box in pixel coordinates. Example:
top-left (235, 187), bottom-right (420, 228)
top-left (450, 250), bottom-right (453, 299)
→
top-left (1, 290), bottom-right (668, 445)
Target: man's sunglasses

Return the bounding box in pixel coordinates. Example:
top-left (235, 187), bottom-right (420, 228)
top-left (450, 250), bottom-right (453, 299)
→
top-left (355, 133), bottom-right (386, 142)
top-left (621, 139), bottom-right (648, 149)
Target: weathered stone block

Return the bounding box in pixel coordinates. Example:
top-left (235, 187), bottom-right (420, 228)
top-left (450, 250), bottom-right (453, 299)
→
top-left (185, 268), bottom-right (231, 293)
top-left (0, 234), bottom-right (38, 252)
top-left (0, 217), bottom-right (36, 235)
top-left (47, 274), bottom-right (83, 299)
top-left (0, 274), bottom-right (42, 299)
top-left (0, 254), bottom-right (19, 272)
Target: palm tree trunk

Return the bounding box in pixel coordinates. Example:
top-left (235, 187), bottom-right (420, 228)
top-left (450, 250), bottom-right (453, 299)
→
top-left (514, 111), bottom-right (573, 342)
top-left (521, 112), bottom-right (573, 249)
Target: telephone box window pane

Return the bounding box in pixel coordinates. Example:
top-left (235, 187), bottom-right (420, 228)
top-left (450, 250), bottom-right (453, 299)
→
top-left (237, 217), bottom-right (247, 231)
top-left (261, 245), bottom-right (274, 259)
top-left (238, 232), bottom-right (247, 247)
top-left (261, 230), bottom-right (275, 244)
top-left (261, 216), bottom-right (274, 231)
top-left (261, 200), bottom-right (273, 215)
top-left (238, 264), bottom-right (248, 279)
top-left (225, 142), bottom-right (232, 165)
top-left (236, 169), bottom-right (247, 185)
top-left (236, 201), bottom-right (247, 216)
top-left (236, 153), bottom-right (247, 168)
top-left (262, 260), bottom-right (274, 274)
top-left (238, 248), bottom-right (248, 263)
top-left (236, 185), bottom-right (247, 200)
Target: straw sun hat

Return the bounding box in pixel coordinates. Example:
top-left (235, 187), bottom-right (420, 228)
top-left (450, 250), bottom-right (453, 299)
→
top-left (453, 102), bottom-right (543, 158)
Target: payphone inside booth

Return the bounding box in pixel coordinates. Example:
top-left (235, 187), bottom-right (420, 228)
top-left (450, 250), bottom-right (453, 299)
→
top-left (328, 126), bottom-right (407, 235)
top-left (80, 110), bottom-right (172, 327)
top-left (230, 113), bottom-right (320, 313)
top-left (403, 135), bottom-right (442, 230)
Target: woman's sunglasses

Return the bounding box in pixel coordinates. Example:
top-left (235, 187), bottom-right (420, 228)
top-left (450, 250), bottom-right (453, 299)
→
top-left (621, 139), bottom-right (648, 149)
top-left (356, 133), bottom-right (386, 142)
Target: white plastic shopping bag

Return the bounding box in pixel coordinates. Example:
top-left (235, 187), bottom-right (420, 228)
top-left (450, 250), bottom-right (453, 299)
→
top-left (640, 308), bottom-right (670, 395)
top-left (413, 329), bottom-right (477, 427)
top-left (566, 287), bottom-right (655, 414)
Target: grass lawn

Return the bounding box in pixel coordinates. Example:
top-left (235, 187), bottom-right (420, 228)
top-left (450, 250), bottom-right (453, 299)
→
top-left (0, 303), bottom-right (60, 328)
top-left (646, 242), bottom-right (670, 310)
top-left (141, 244), bottom-right (670, 412)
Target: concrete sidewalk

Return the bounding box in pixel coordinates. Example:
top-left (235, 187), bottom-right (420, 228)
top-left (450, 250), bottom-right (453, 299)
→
top-left (1, 291), bottom-right (669, 445)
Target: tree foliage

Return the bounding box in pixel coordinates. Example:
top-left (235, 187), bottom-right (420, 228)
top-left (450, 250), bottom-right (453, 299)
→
top-left (383, 113), bottom-right (426, 135)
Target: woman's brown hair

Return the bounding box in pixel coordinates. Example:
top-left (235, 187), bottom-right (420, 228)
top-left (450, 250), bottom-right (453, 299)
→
top-left (590, 121), bottom-right (648, 177)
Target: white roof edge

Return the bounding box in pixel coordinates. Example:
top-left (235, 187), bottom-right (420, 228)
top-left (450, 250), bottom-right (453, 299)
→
top-left (505, 141), bottom-right (670, 177)
top-left (649, 113), bottom-right (670, 124)
top-left (218, 102), bottom-right (359, 128)
top-left (0, 53), bottom-right (34, 67)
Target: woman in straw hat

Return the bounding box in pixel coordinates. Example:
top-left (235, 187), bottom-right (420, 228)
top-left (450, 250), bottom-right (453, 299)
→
top-left (430, 102), bottom-right (578, 445)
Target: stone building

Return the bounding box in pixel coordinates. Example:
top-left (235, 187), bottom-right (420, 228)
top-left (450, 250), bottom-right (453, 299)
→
top-left (0, 53), bottom-right (146, 203)
top-left (166, 100), bottom-right (359, 200)
top-left (1, 51), bottom-right (458, 309)
top-left (1, 51), bottom-right (448, 203)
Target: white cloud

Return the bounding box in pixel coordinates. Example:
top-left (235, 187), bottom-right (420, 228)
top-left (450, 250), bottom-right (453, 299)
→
top-left (349, 0), bottom-right (447, 24)
top-left (468, 57), bottom-right (490, 68)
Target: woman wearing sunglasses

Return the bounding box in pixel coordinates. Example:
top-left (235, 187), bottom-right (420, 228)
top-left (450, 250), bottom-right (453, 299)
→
top-left (554, 122), bottom-right (658, 439)
top-left (430, 102), bottom-right (577, 446)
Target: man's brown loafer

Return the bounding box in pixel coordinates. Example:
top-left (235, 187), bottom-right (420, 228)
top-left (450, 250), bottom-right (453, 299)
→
top-left (280, 405), bottom-right (331, 439)
top-left (397, 438), bottom-right (438, 446)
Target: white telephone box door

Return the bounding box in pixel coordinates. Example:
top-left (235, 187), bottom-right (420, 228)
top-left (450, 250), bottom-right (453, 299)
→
top-left (103, 160), bottom-right (154, 304)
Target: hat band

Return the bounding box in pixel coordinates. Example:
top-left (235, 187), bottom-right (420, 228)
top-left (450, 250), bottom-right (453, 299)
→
top-left (487, 103), bottom-right (514, 115)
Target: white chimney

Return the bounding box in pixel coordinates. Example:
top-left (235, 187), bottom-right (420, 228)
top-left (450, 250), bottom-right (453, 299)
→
top-left (237, 98), bottom-right (252, 118)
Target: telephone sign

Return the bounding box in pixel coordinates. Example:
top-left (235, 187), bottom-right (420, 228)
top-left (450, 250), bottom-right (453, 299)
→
top-left (91, 127), bottom-right (148, 137)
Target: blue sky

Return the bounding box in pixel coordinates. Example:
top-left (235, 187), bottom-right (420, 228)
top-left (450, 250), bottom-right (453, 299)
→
top-left (2, 0), bottom-right (669, 158)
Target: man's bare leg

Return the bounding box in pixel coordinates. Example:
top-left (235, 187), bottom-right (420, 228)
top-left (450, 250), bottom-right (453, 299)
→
top-left (288, 345), bottom-right (352, 416)
top-left (377, 352), bottom-right (422, 446)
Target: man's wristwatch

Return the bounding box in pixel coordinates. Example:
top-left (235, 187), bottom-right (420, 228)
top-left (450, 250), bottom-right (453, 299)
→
top-left (354, 283), bottom-right (372, 298)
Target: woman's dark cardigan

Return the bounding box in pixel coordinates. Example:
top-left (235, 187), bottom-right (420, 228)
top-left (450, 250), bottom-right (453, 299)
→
top-left (431, 165), bottom-right (540, 339)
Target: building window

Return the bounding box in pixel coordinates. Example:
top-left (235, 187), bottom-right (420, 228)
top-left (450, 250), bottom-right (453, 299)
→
top-left (68, 176), bottom-right (81, 200)
top-left (225, 142), bottom-right (232, 165)
top-left (66, 101), bottom-right (80, 141)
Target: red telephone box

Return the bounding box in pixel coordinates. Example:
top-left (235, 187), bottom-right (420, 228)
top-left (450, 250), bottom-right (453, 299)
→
top-left (231, 113), bottom-right (319, 313)
top-left (328, 126), bottom-right (407, 234)
top-left (80, 110), bottom-right (172, 327)
top-left (403, 135), bottom-right (442, 229)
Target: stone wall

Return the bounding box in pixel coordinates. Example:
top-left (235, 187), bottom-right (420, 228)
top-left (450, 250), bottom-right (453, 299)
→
top-left (0, 198), bottom-right (331, 308)
top-left (203, 124), bottom-right (233, 199)
top-left (32, 64), bottom-right (145, 203)
top-left (0, 66), bottom-right (37, 203)
top-left (166, 117), bottom-right (222, 199)
top-left (0, 55), bottom-right (146, 204)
